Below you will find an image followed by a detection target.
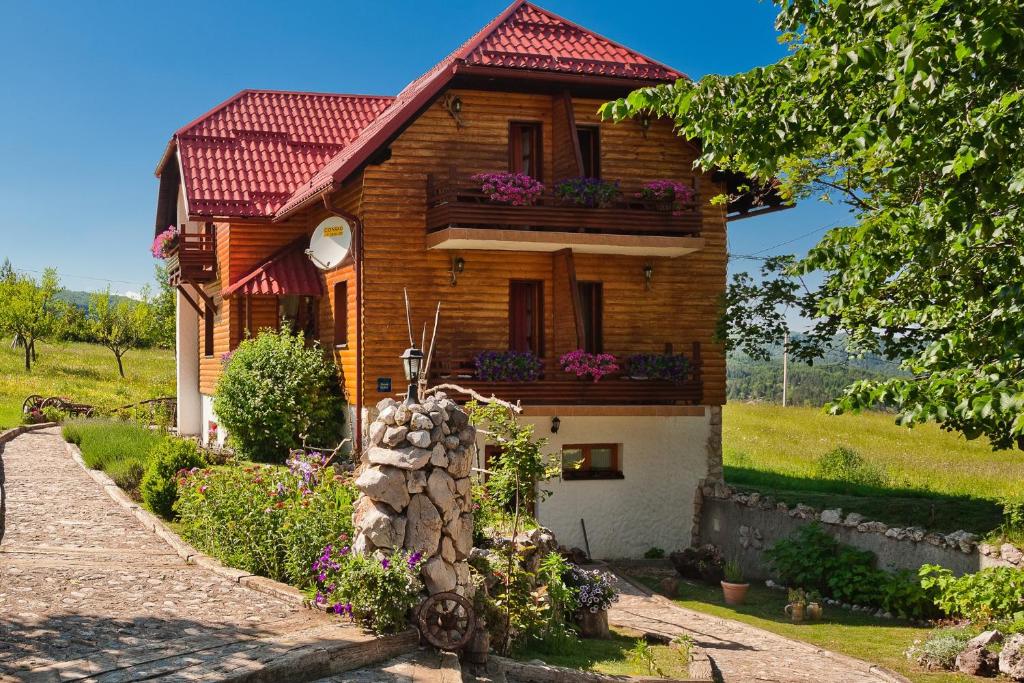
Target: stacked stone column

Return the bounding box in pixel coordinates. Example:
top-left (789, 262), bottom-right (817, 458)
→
top-left (352, 392), bottom-right (476, 596)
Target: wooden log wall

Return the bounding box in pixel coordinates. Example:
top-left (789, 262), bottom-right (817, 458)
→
top-left (349, 88), bottom-right (727, 408)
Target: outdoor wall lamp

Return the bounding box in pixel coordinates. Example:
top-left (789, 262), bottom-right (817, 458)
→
top-left (551, 416), bottom-right (561, 434)
top-left (442, 94), bottom-right (465, 128)
top-left (643, 263), bottom-right (654, 291)
top-left (638, 115), bottom-right (651, 137)
top-left (450, 256), bottom-right (465, 286)
top-left (401, 346), bottom-right (425, 405)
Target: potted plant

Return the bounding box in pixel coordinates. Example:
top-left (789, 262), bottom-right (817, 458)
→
top-left (559, 349), bottom-right (619, 382)
top-left (635, 180), bottom-right (696, 215)
top-left (624, 353), bottom-right (690, 382)
top-left (553, 177), bottom-right (620, 208)
top-left (151, 225), bottom-right (180, 259)
top-left (806, 591), bottom-right (824, 620)
top-left (720, 559), bottom-right (750, 605)
top-left (471, 172), bottom-right (544, 206)
top-left (474, 350), bottom-right (543, 382)
top-left (785, 588), bottom-right (807, 623)
top-left (565, 565), bottom-right (619, 639)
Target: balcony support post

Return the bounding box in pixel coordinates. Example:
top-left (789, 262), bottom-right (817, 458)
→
top-left (176, 285), bottom-right (203, 316)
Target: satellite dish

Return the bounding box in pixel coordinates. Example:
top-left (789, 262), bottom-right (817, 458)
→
top-left (307, 216), bottom-right (352, 270)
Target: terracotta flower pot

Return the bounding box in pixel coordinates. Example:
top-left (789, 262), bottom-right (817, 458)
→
top-left (720, 581), bottom-right (750, 606)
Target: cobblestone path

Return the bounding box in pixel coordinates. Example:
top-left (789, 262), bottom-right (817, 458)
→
top-left (609, 572), bottom-right (908, 683)
top-left (0, 428), bottom-right (386, 681)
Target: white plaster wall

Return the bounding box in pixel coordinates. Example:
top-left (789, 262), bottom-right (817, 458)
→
top-left (174, 183), bottom-right (202, 436)
top-left (480, 410), bottom-right (712, 559)
top-left (200, 394), bottom-right (226, 447)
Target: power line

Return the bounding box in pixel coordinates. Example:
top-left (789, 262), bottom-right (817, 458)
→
top-left (12, 266), bottom-right (151, 288)
top-left (729, 221), bottom-right (842, 261)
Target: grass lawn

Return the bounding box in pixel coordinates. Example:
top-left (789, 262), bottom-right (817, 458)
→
top-left (636, 576), bottom-right (972, 683)
top-left (517, 626), bottom-right (691, 679)
top-left (0, 341), bottom-right (175, 429)
top-left (723, 403), bottom-right (1024, 535)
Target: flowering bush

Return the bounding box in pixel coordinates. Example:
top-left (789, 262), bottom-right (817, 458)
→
top-left (559, 349), bottom-right (619, 382)
top-left (309, 546), bottom-right (424, 634)
top-left (175, 452), bottom-right (356, 586)
top-left (475, 350), bottom-right (544, 382)
top-left (151, 225), bottom-right (179, 259)
top-left (624, 353), bottom-right (690, 382)
top-left (140, 438), bottom-right (206, 519)
top-left (472, 172), bottom-right (544, 206)
top-left (553, 177), bottom-right (620, 208)
top-left (564, 565), bottom-right (619, 613)
top-left (636, 180), bottom-right (696, 215)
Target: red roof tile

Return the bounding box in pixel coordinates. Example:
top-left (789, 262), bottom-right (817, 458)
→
top-left (170, 90), bottom-right (393, 218)
top-left (162, 1), bottom-right (683, 221)
top-left (222, 237), bottom-right (324, 297)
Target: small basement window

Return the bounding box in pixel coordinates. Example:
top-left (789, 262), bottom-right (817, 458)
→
top-left (562, 444), bottom-right (622, 480)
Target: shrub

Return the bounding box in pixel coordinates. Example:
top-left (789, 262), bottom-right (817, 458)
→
top-left (553, 177), bottom-right (619, 208)
top-left (62, 418), bottom-right (164, 492)
top-left (309, 545), bottom-right (424, 634)
top-left (920, 564), bottom-right (1024, 620)
top-left (813, 446), bottom-right (888, 487)
top-left (625, 353), bottom-right (690, 382)
top-left (140, 439), bottom-right (206, 518)
top-left (214, 329), bottom-right (345, 462)
top-left (175, 451), bottom-right (355, 586)
top-left (907, 628), bottom-right (975, 670)
top-left (474, 350), bottom-right (543, 382)
top-left (644, 547), bottom-right (666, 559)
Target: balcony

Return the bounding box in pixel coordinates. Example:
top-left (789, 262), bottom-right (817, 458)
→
top-left (426, 172), bottom-right (705, 257)
top-left (166, 232), bottom-right (217, 285)
top-left (430, 343), bottom-right (703, 406)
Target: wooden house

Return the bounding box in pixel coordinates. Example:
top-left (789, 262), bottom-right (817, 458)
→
top-left (153, 1), bottom-right (786, 557)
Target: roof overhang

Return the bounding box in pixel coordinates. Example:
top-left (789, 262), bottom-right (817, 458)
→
top-left (426, 227), bottom-right (704, 257)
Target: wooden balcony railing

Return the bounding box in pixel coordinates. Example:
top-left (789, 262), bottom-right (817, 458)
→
top-left (166, 232), bottom-right (216, 285)
top-left (426, 171), bottom-right (702, 238)
top-left (430, 343), bottom-right (703, 406)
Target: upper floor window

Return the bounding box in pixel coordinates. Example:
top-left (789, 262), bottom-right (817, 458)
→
top-left (279, 295), bottom-right (318, 343)
top-left (578, 281), bottom-right (603, 353)
top-left (204, 305), bottom-right (215, 357)
top-left (333, 281), bottom-right (348, 347)
top-left (509, 280), bottom-right (544, 357)
top-left (509, 122), bottom-right (542, 180)
top-left (577, 126), bottom-right (600, 178)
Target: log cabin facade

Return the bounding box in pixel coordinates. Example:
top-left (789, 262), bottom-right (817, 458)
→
top-left (154, 1), bottom-right (786, 557)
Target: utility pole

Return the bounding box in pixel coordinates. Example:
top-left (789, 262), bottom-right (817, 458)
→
top-left (782, 330), bottom-right (789, 407)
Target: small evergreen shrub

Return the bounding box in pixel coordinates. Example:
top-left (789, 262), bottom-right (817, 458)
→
top-left (140, 438), bottom-right (206, 518)
top-left (907, 628), bottom-right (975, 670)
top-left (214, 329), bottom-right (345, 462)
top-left (643, 547), bottom-right (666, 559)
top-left (814, 446), bottom-right (888, 487)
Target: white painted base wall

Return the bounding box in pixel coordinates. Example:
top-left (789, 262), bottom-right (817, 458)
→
top-left (175, 290), bottom-right (201, 436)
top-left (200, 394), bottom-right (226, 447)
top-left (477, 409), bottom-right (712, 559)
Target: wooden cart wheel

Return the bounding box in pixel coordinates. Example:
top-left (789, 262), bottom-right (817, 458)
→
top-left (22, 395), bottom-right (43, 414)
top-left (417, 591), bottom-right (475, 651)
top-left (40, 396), bottom-right (70, 411)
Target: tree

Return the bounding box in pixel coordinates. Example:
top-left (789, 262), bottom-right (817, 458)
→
top-left (152, 263), bottom-right (176, 349)
top-left (0, 267), bottom-right (63, 371)
top-left (602, 0), bottom-right (1024, 449)
top-left (88, 287), bottom-right (157, 378)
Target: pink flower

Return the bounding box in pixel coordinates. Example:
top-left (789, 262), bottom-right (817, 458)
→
top-left (151, 225), bottom-right (179, 259)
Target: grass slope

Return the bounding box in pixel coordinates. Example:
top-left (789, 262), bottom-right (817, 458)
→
top-left (637, 577), bottom-right (971, 683)
top-left (0, 341), bottom-right (175, 428)
top-left (723, 403), bottom-right (1024, 534)
top-left (516, 626), bottom-right (691, 678)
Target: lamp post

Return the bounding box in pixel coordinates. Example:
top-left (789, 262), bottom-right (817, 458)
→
top-left (401, 346), bottom-right (425, 406)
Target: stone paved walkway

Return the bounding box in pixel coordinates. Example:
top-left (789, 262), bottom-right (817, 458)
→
top-left (0, 428), bottom-right (392, 681)
top-left (609, 572), bottom-right (907, 683)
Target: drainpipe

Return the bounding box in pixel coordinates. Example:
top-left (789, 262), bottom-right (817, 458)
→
top-left (321, 191), bottom-right (364, 459)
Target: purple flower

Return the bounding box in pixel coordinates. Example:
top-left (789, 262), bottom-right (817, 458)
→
top-left (381, 558), bottom-right (390, 570)
top-left (407, 552), bottom-right (423, 569)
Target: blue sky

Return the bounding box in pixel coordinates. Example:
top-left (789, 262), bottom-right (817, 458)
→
top-left (0, 0), bottom-right (848, 297)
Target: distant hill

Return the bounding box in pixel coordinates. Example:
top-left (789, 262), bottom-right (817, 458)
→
top-left (727, 337), bottom-right (907, 406)
top-left (57, 290), bottom-right (135, 312)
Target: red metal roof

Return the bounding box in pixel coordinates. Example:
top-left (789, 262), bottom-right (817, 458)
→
top-left (161, 1), bottom-right (683, 221)
top-left (168, 90), bottom-right (393, 218)
top-left (222, 237), bottom-right (324, 297)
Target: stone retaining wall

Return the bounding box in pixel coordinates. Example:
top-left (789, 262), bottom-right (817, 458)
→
top-left (697, 487), bottom-right (1022, 579)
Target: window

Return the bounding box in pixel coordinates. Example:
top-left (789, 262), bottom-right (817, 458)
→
top-left (577, 126), bottom-right (600, 178)
top-left (578, 281), bottom-right (603, 353)
top-left (333, 281), bottom-right (348, 347)
top-left (509, 122), bottom-right (542, 179)
top-left (235, 296), bottom-right (252, 344)
top-left (562, 444), bottom-right (622, 480)
top-left (204, 305), bottom-right (214, 357)
top-left (279, 295), bottom-right (318, 342)
top-left (509, 280), bottom-right (544, 357)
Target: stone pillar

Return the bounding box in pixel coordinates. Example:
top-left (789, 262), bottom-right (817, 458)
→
top-left (352, 392), bottom-right (475, 596)
top-left (691, 405), bottom-right (725, 545)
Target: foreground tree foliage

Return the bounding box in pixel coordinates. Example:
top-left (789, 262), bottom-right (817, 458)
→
top-left (602, 0), bottom-right (1024, 448)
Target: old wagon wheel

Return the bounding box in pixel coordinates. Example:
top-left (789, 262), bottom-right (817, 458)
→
top-left (22, 395), bottom-right (44, 414)
top-left (417, 591), bottom-right (475, 651)
top-left (40, 397), bottom-right (71, 411)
